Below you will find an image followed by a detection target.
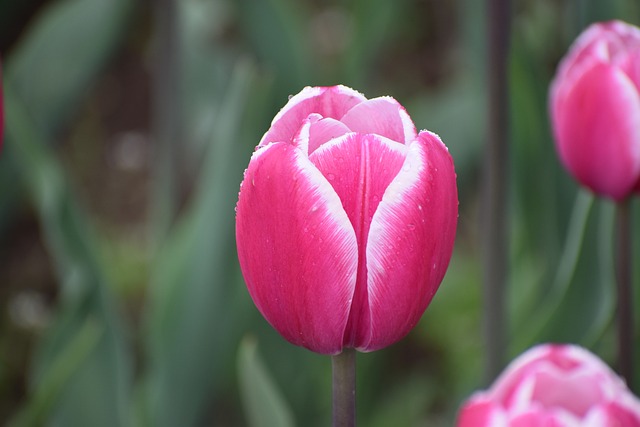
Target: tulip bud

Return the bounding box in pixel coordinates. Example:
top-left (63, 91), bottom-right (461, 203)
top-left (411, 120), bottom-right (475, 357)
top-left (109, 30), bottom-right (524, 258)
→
top-left (457, 344), bottom-right (640, 426)
top-left (549, 20), bottom-right (640, 201)
top-left (235, 86), bottom-right (458, 355)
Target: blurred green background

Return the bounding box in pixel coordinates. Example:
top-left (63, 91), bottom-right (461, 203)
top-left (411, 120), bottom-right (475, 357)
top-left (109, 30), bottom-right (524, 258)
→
top-left (0, 0), bottom-right (639, 425)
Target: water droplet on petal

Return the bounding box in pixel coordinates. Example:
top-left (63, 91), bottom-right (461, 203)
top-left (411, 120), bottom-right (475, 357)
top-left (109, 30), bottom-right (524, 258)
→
top-left (327, 173), bottom-right (336, 181)
top-left (407, 223), bottom-right (416, 230)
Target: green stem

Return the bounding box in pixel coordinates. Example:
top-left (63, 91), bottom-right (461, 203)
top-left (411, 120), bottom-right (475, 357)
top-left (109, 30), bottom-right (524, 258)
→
top-left (615, 198), bottom-right (633, 387)
top-left (482, 0), bottom-right (511, 382)
top-left (332, 348), bottom-right (356, 427)
top-left (151, 0), bottom-right (181, 245)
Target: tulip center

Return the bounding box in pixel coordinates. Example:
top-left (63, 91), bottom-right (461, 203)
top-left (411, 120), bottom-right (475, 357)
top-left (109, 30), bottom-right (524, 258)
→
top-left (309, 133), bottom-right (406, 347)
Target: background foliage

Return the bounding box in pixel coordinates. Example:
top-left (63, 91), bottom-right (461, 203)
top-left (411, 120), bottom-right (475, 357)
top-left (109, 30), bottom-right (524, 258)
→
top-left (0, 0), bottom-right (639, 425)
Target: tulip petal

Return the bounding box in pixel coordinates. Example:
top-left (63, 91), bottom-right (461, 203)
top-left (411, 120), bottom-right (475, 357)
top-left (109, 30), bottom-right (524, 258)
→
top-left (291, 113), bottom-right (322, 154)
top-left (292, 114), bottom-right (352, 155)
top-left (362, 131), bottom-right (457, 351)
top-left (552, 62), bottom-right (640, 200)
top-left (308, 118), bottom-right (352, 154)
top-left (601, 400), bottom-right (640, 426)
top-left (340, 96), bottom-right (418, 144)
top-left (260, 85), bottom-right (367, 146)
top-left (309, 133), bottom-right (408, 347)
top-left (236, 142), bottom-right (358, 355)
top-left (457, 396), bottom-right (507, 427)
top-left (509, 410), bottom-right (569, 427)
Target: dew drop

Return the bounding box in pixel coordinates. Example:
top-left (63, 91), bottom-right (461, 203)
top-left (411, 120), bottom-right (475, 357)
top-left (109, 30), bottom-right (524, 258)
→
top-left (407, 223), bottom-right (416, 231)
top-left (327, 173), bottom-right (336, 181)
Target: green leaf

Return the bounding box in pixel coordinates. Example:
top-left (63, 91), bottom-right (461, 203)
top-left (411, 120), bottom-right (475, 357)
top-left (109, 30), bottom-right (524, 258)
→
top-left (6, 0), bottom-right (134, 137)
top-left (235, 0), bottom-right (310, 96)
top-left (4, 82), bottom-right (132, 427)
top-left (0, 0), bottom-right (134, 238)
top-left (238, 337), bottom-right (295, 427)
top-left (8, 319), bottom-right (101, 427)
top-left (511, 189), bottom-right (594, 347)
top-left (139, 59), bottom-right (260, 427)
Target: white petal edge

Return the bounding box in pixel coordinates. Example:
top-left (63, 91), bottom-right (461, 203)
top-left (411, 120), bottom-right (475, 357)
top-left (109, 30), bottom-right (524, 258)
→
top-left (259, 85), bottom-right (368, 146)
top-left (365, 140), bottom-right (425, 306)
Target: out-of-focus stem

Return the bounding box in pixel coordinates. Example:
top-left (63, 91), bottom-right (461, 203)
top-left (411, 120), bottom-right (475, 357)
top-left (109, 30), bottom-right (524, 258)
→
top-left (482, 0), bottom-right (511, 383)
top-left (151, 0), bottom-right (181, 245)
top-left (332, 348), bottom-right (356, 427)
top-left (615, 198), bottom-right (633, 387)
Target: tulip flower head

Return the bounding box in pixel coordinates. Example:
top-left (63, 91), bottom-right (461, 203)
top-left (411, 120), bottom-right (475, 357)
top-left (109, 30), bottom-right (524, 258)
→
top-left (457, 344), bottom-right (640, 426)
top-left (235, 86), bottom-right (458, 355)
top-left (549, 20), bottom-right (640, 200)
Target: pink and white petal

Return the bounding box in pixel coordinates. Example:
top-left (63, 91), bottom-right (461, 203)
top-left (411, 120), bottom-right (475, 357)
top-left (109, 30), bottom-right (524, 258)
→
top-left (360, 131), bottom-right (457, 352)
top-left (456, 395), bottom-right (507, 427)
top-left (309, 133), bottom-right (408, 243)
top-left (308, 118), bottom-right (352, 154)
top-left (554, 62), bottom-right (640, 200)
top-left (509, 409), bottom-right (572, 427)
top-left (584, 400), bottom-right (640, 427)
top-left (600, 399), bottom-right (640, 426)
top-left (606, 20), bottom-right (640, 58)
top-left (490, 345), bottom-right (555, 406)
top-left (292, 113), bottom-right (323, 154)
top-left (527, 365), bottom-right (607, 418)
top-left (340, 96), bottom-right (418, 144)
top-left (236, 142), bottom-right (358, 355)
top-left (309, 133), bottom-right (407, 347)
top-left (618, 48), bottom-right (640, 91)
top-left (259, 85), bottom-right (367, 146)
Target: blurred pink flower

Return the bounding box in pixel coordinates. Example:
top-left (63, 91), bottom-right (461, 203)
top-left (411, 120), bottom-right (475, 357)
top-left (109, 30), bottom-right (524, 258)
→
top-left (235, 85), bottom-right (458, 355)
top-left (457, 344), bottom-right (640, 426)
top-left (549, 20), bottom-right (640, 200)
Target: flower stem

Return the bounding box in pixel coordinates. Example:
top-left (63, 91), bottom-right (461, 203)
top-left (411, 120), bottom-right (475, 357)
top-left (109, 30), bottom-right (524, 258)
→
top-left (151, 0), bottom-right (182, 245)
top-left (482, 0), bottom-right (511, 382)
top-left (332, 348), bottom-right (356, 427)
top-left (616, 198), bottom-right (634, 387)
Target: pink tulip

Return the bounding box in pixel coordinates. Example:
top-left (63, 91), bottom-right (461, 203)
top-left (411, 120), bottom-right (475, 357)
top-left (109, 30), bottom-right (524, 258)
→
top-left (549, 20), bottom-right (640, 200)
top-left (235, 85), bottom-right (457, 355)
top-left (457, 344), bottom-right (640, 426)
